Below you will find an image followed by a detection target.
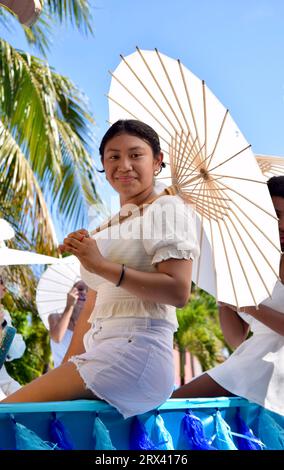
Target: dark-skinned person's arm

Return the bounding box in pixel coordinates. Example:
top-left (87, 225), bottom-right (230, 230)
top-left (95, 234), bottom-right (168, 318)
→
top-left (242, 304), bottom-right (284, 336)
top-left (218, 303), bottom-right (250, 349)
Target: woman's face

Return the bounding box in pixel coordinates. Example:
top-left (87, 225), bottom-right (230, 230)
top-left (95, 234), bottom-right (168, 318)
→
top-left (103, 133), bottom-right (162, 205)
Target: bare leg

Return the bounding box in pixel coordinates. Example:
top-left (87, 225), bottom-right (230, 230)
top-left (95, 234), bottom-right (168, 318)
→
top-left (1, 362), bottom-right (99, 403)
top-left (172, 373), bottom-right (234, 398)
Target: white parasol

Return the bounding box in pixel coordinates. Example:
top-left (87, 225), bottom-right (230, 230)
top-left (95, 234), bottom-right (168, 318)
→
top-left (36, 256), bottom-right (81, 329)
top-left (107, 48), bottom-right (281, 307)
top-left (256, 154), bottom-right (284, 179)
top-left (0, 218), bottom-right (61, 266)
top-left (0, 218), bottom-right (15, 241)
top-left (0, 244), bottom-right (62, 266)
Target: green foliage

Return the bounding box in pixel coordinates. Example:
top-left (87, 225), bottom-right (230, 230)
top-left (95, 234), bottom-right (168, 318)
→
top-left (0, 39), bottom-right (102, 250)
top-left (5, 309), bottom-right (51, 384)
top-left (175, 288), bottom-right (225, 371)
top-left (0, 1), bottom-right (103, 384)
top-left (3, 290), bottom-right (51, 384)
top-left (0, 0), bottom-right (94, 56)
top-left (0, 1), bottom-right (103, 385)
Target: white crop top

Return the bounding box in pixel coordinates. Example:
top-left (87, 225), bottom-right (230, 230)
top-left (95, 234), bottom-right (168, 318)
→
top-left (81, 193), bottom-right (200, 328)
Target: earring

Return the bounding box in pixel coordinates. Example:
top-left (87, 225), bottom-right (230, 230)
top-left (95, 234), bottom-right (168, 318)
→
top-left (154, 167), bottom-right (161, 176)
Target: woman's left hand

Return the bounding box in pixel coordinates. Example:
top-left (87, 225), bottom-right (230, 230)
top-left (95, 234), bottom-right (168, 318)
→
top-left (59, 229), bottom-right (104, 274)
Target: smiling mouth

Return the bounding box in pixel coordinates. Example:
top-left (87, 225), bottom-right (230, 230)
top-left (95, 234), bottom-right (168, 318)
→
top-left (116, 177), bottom-right (136, 182)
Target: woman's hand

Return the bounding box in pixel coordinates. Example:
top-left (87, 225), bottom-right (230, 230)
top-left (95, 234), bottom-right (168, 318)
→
top-left (66, 286), bottom-right (79, 308)
top-left (59, 229), bottom-right (104, 274)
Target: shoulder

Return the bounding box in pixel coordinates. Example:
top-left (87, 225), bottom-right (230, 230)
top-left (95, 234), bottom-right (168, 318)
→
top-left (144, 195), bottom-right (195, 225)
top-left (151, 194), bottom-right (183, 208)
top-left (145, 194), bottom-right (190, 215)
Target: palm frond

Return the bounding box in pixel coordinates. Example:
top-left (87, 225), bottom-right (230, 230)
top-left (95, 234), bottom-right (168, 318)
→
top-left (22, 13), bottom-right (53, 56)
top-left (44, 0), bottom-right (93, 34)
top-left (0, 40), bottom-right (62, 178)
top-left (0, 120), bottom-right (58, 251)
top-left (27, 0), bottom-right (94, 56)
top-left (0, 39), bottom-right (102, 246)
top-left (0, 5), bottom-right (14, 31)
top-left (176, 289), bottom-right (225, 370)
top-left (0, 1), bottom-right (94, 56)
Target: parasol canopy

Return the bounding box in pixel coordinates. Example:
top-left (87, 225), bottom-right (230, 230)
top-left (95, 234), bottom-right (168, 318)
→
top-left (107, 48), bottom-right (281, 307)
top-left (0, 218), bottom-right (61, 266)
top-left (0, 218), bottom-right (15, 241)
top-left (256, 154), bottom-right (284, 179)
top-left (36, 256), bottom-right (81, 329)
top-left (0, 244), bottom-right (61, 266)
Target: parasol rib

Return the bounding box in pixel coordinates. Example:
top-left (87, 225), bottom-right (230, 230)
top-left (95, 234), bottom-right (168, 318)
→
top-left (206, 109), bottom-right (229, 169)
top-left (178, 59), bottom-right (203, 159)
top-left (208, 144), bottom-right (252, 173)
top-left (208, 184), bottom-right (239, 307)
top-left (211, 186), bottom-right (270, 303)
top-left (217, 179), bottom-right (279, 221)
top-left (202, 80), bottom-right (207, 162)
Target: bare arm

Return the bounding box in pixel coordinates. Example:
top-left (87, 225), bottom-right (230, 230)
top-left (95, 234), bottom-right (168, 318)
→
top-left (218, 304), bottom-right (250, 349)
top-left (96, 257), bottom-right (193, 308)
top-left (48, 309), bottom-right (74, 343)
top-left (48, 286), bottom-right (79, 342)
top-left (244, 304), bottom-right (284, 336)
top-left (62, 289), bottom-right (97, 363)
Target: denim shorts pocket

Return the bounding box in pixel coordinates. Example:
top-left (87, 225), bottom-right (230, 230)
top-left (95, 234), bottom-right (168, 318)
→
top-left (137, 345), bottom-right (174, 401)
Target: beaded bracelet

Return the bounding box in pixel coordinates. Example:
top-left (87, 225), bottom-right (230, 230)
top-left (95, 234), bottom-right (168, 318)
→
top-left (116, 264), bottom-right (125, 287)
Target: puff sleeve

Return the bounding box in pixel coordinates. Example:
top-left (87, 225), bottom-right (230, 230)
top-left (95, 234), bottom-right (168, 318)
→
top-left (142, 195), bottom-right (200, 265)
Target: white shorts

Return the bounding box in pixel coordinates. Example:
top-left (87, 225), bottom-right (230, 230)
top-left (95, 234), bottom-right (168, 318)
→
top-left (69, 317), bottom-right (175, 418)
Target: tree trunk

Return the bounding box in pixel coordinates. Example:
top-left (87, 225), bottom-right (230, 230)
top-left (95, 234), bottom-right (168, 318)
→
top-left (179, 348), bottom-right (186, 386)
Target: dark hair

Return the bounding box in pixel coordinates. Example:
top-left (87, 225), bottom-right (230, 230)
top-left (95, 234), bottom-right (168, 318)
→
top-left (98, 119), bottom-right (166, 172)
top-left (267, 176), bottom-right (284, 199)
top-left (74, 280), bottom-right (87, 289)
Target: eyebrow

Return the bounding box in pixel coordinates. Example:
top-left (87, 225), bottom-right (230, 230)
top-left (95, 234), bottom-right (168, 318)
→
top-left (105, 146), bottom-right (145, 153)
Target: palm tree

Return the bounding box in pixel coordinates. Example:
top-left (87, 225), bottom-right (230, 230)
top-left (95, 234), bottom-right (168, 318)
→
top-left (175, 288), bottom-right (226, 384)
top-left (0, 1), bottom-right (102, 380)
top-left (0, 1), bottom-right (94, 56)
top-left (0, 39), bottom-right (101, 252)
top-left (0, 1), bottom-right (102, 253)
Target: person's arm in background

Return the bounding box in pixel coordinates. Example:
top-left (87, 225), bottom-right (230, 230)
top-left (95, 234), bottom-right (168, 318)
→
top-left (62, 288), bottom-right (97, 363)
top-left (48, 286), bottom-right (79, 343)
top-left (241, 304), bottom-right (284, 336)
top-left (218, 303), bottom-right (250, 349)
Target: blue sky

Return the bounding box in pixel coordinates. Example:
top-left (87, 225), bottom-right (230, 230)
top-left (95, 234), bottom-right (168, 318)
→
top-left (5, 0), bottom-right (284, 237)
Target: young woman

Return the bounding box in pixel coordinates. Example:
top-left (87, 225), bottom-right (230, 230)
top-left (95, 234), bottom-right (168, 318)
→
top-left (1, 120), bottom-right (199, 418)
top-left (173, 175), bottom-right (284, 417)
